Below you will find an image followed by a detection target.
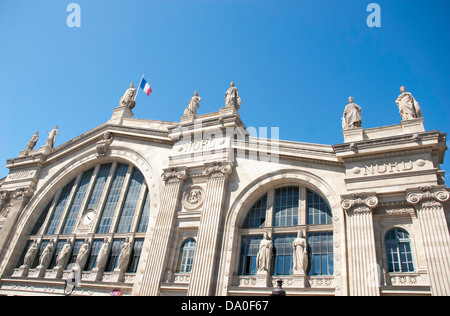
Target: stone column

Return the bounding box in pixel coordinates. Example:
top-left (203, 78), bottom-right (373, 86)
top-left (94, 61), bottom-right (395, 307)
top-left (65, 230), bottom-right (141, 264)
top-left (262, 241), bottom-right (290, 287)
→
top-left (341, 193), bottom-right (380, 296)
top-left (406, 186), bottom-right (450, 296)
top-left (187, 162), bottom-right (233, 296)
top-left (137, 168), bottom-right (187, 296)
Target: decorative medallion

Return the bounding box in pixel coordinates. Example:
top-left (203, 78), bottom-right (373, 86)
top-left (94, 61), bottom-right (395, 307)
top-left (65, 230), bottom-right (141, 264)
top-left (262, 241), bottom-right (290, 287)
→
top-left (182, 186), bottom-right (204, 210)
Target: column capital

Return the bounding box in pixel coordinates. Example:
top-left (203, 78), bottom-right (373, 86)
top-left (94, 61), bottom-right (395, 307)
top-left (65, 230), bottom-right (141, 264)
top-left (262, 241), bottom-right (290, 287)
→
top-left (341, 192), bottom-right (378, 214)
top-left (202, 162), bottom-right (233, 177)
top-left (406, 186), bottom-right (449, 205)
top-left (161, 167), bottom-right (188, 183)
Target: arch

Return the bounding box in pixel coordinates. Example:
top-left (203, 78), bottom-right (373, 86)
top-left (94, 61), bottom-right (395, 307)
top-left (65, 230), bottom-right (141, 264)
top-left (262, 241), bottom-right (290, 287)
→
top-left (216, 169), bottom-right (345, 295)
top-left (0, 145), bottom-right (161, 276)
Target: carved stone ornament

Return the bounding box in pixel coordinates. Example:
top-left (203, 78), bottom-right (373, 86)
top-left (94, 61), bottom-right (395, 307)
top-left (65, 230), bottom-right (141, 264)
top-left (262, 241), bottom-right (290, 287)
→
top-left (182, 186), bottom-right (204, 210)
top-left (161, 168), bottom-right (187, 182)
top-left (341, 192), bottom-right (378, 213)
top-left (202, 162), bottom-right (233, 177)
top-left (96, 131), bottom-right (114, 157)
top-left (406, 186), bottom-right (450, 205)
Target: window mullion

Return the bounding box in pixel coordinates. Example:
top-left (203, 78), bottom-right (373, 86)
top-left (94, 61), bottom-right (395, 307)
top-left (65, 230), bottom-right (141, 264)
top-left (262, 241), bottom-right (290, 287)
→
top-left (130, 183), bottom-right (148, 233)
top-left (39, 194), bottom-right (59, 236)
top-left (299, 186), bottom-right (306, 226)
top-left (92, 162), bottom-right (118, 233)
top-left (265, 189), bottom-right (274, 228)
top-left (56, 174), bottom-right (83, 235)
top-left (110, 165), bottom-right (134, 233)
top-left (72, 164), bottom-right (100, 233)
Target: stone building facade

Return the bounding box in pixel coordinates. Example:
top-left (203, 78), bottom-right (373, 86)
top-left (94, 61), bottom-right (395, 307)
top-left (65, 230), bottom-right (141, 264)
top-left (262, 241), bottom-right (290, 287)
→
top-left (0, 84), bottom-right (449, 296)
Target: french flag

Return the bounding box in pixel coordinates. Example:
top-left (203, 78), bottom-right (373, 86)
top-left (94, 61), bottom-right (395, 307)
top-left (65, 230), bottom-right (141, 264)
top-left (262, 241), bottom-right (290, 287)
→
top-left (140, 78), bottom-right (152, 96)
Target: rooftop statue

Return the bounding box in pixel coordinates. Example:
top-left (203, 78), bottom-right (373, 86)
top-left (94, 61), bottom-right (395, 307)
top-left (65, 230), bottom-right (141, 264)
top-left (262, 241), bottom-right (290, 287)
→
top-left (183, 91), bottom-right (202, 117)
top-left (120, 83), bottom-right (137, 110)
top-left (342, 97), bottom-right (362, 130)
top-left (45, 125), bottom-right (59, 149)
top-left (26, 131), bottom-right (39, 151)
top-left (225, 82), bottom-right (241, 111)
top-left (395, 86), bottom-right (422, 120)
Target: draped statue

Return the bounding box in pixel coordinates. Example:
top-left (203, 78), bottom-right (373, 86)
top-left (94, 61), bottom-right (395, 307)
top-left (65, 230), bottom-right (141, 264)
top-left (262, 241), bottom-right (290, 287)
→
top-left (45, 126), bottom-right (59, 148)
top-left (395, 86), bottom-right (422, 120)
top-left (183, 91), bottom-right (202, 117)
top-left (26, 131), bottom-right (39, 151)
top-left (293, 230), bottom-right (308, 273)
top-left (120, 83), bottom-right (137, 110)
top-left (342, 97), bottom-right (362, 130)
top-left (56, 240), bottom-right (72, 269)
top-left (225, 82), bottom-right (241, 111)
top-left (96, 238), bottom-right (110, 270)
top-left (256, 232), bottom-right (273, 272)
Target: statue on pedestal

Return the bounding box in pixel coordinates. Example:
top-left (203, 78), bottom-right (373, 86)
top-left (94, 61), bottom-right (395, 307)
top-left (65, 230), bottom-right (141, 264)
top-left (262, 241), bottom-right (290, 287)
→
top-left (117, 238), bottom-right (132, 270)
top-left (395, 86), bottom-right (422, 120)
top-left (22, 240), bottom-right (38, 268)
top-left (96, 238), bottom-right (110, 270)
top-left (38, 240), bottom-right (54, 269)
top-left (256, 232), bottom-right (273, 273)
top-left (26, 131), bottom-right (39, 151)
top-left (183, 91), bottom-right (202, 117)
top-left (56, 240), bottom-right (72, 269)
top-left (293, 230), bottom-right (308, 273)
top-left (76, 240), bottom-right (90, 270)
top-left (120, 83), bottom-right (137, 110)
top-left (342, 97), bottom-right (362, 130)
top-left (45, 126), bottom-right (59, 149)
top-left (225, 82), bottom-right (241, 111)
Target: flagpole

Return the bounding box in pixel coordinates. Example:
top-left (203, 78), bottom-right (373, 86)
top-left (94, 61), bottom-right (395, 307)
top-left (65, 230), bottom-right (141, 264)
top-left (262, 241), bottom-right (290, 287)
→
top-left (134, 73), bottom-right (145, 101)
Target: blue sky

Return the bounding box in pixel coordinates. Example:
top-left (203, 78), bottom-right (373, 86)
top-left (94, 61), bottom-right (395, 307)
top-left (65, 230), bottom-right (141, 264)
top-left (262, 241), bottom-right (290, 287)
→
top-left (0, 0), bottom-right (449, 179)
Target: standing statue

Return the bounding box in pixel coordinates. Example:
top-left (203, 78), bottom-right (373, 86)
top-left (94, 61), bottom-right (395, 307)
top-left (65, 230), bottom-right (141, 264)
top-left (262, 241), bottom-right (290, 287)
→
top-left (76, 240), bottom-right (90, 270)
top-left (120, 83), bottom-right (137, 110)
top-left (342, 97), bottom-right (362, 130)
top-left (95, 238), bottom-right (110, 270)
top-left (183, 91), bottom-right (202, 117)
top-left (293, 231), bottom-right (308, 273)
top-left (117, 238), bottom-right (132, 270)
top-left (22, 240), bottom-right (38, 268)
top-left (26, 131), bottom-right (39, 151)
top-left (225, 82), bottom-right (242, 111)
top-left (256, 232), bottom-right (273, 273)
top-left (56, 240), bottom-right (72, 269)
top-left (45, 125), bottom-right (59, 149)
top-left (38, 240), bottom-right (54, 269)
top-left (395, 86), bottom-right (422, 120)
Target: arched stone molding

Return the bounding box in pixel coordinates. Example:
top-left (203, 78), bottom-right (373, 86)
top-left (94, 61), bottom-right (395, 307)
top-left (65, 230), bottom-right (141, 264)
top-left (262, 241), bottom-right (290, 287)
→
top-left (0, 145), bottom-right (160, 277)
top-left (215, 169), bottom-right (346, 296)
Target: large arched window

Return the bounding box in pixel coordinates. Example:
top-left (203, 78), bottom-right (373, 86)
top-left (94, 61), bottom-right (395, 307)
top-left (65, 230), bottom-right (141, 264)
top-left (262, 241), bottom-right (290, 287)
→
top-left (385, 228), bottom-right (415, 273)
top-left (16, 162), bottom-right (150, 279)
top-left (239, 186), bottom-right (334, 277)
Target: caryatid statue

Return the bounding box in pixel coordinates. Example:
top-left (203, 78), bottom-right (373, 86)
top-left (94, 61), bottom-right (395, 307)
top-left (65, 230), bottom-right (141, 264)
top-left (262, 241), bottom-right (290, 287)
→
top-left (26, 131), bottom-right (39, 151)
top-left (45, 125), bottom-right (58, 149)
top-left (342, 97), bottom-right (362, 130)
top-left (120, 83), bottom-right (137, 110)
top-left (293, 230), bottom-right (308, 273)
top-left (55, 240), bottom-right (72, 269)
top-left (117, 237), bottom-right (132, 270)
top-left (22, 240), bottom-right (38, 268)
top-left (95, 238), bottom-right (110, 270)
top-left (256, 232), bottom-right (273, 273)
top-left (75, 240), bottom-right (90, 270)
top-left (38, 240), bottom-right (54, 269)
top-left (183, 91), bottom-right (202, 117)
top-left (395, 86), bottom-right (422, 120)
top-left (225, 82), bottom-right (242, 111)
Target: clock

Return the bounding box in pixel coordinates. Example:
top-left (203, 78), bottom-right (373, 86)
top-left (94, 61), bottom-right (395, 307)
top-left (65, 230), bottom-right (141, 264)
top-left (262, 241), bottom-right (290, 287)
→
top-left (82, 210), bottom-right (96, 225)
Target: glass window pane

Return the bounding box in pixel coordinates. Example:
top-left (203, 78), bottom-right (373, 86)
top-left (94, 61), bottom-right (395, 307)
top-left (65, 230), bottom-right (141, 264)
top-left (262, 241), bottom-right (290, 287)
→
top-left (45, 179), bottom-right (76, 235)
top-left (273, 187), bottom-right (299, 227)
top-left (306, 190), bottom-right (332, 225)
top-left (307, 232), bottom-right (334, 276)
top-left (243, 195), bottom-right (267, 228)
top-left (177, 238), bottom-right (197, 273)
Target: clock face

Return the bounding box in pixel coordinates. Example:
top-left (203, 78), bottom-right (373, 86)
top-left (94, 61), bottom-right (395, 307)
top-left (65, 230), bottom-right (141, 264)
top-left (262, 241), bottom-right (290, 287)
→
top-left (83, 211), bottom-right (95, 225)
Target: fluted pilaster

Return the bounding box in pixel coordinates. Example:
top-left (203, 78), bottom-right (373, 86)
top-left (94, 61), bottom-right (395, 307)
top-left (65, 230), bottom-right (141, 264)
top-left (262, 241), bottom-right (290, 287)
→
top-left (187, 162), bottom-right (233, 296)
top-left (138, 168), bottom-right (187, 296)
top-left (407, 186), bottom-right (450, 296)
top-left (341, 193), bottom-right (380, 296)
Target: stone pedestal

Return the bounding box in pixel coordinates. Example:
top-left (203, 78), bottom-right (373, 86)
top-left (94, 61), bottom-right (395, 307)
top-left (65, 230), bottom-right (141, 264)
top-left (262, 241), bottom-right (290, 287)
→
top-left (109, 106), bottom-right (134, 125)
top-left (254, 271), bottom-right (270, 287)
top-left (292, 271), bottom-right (306, 288)
top-left (342, 127), bottom-right (364, 143)
top-left (13, 266), bottom-right (29, 277)
top-left (400, 117), bottom-right (425, 134)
